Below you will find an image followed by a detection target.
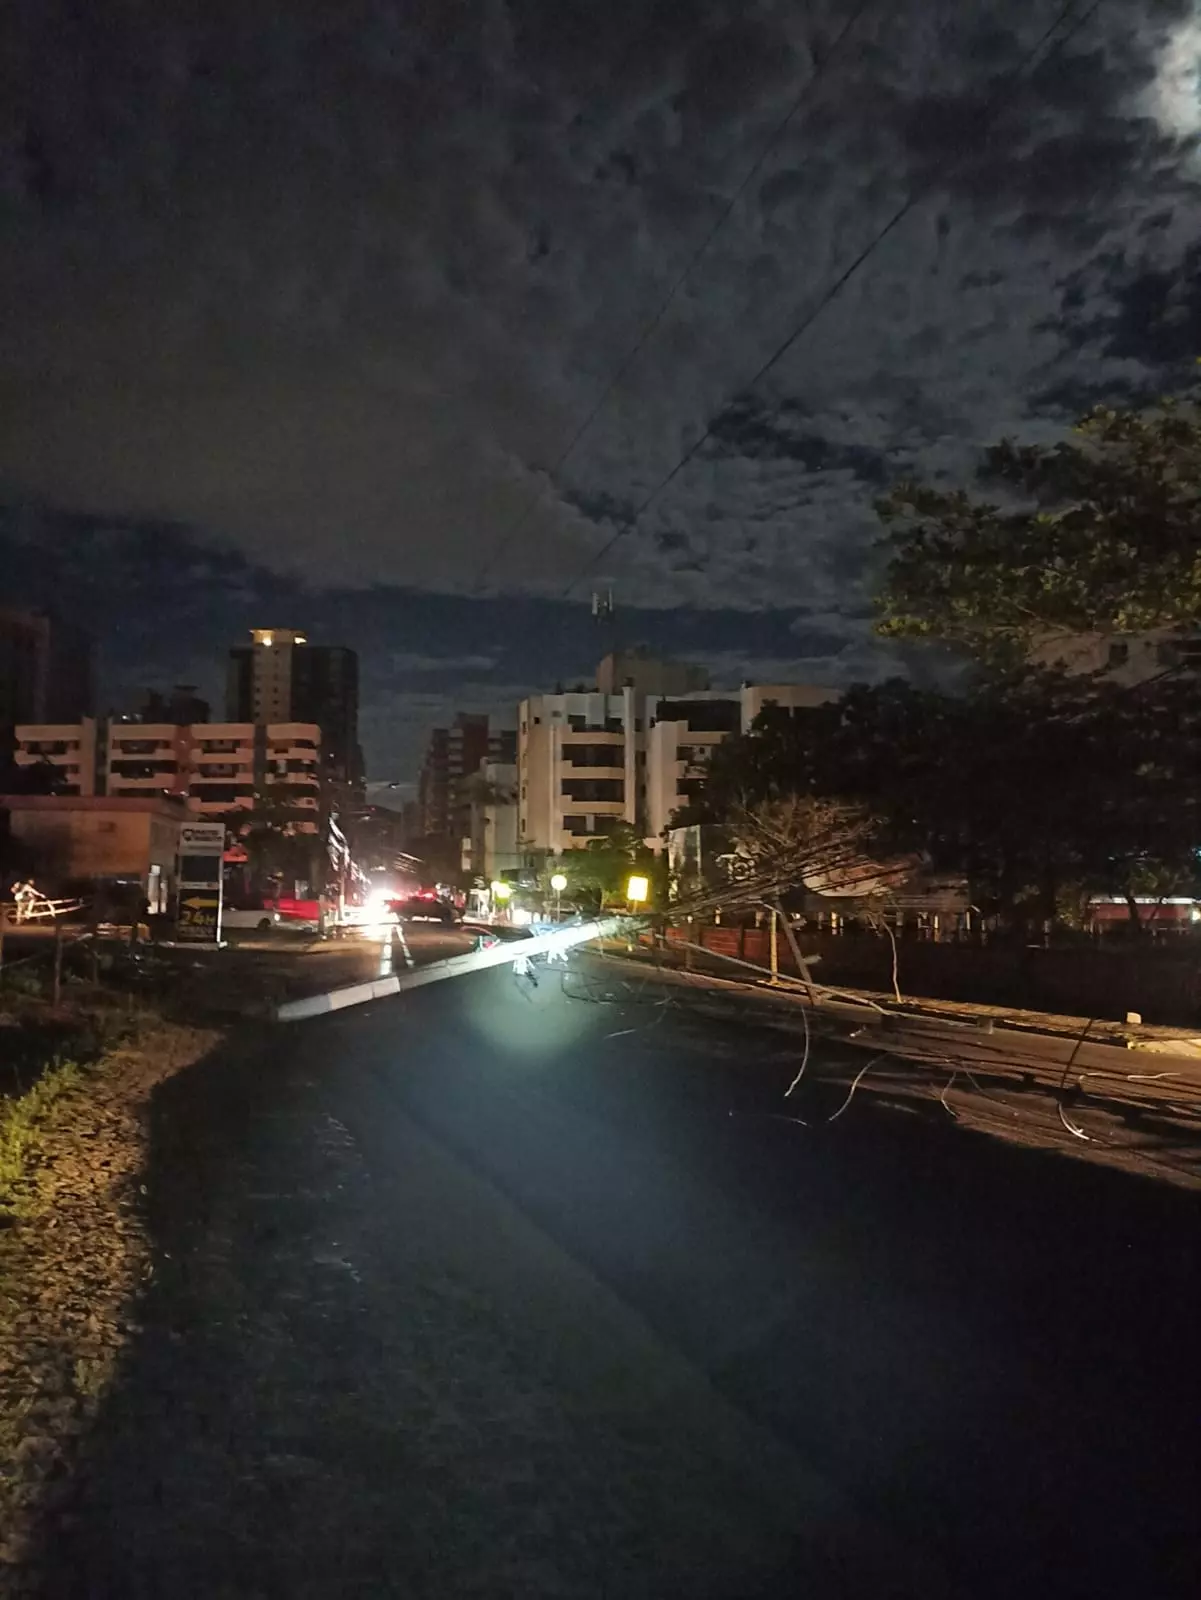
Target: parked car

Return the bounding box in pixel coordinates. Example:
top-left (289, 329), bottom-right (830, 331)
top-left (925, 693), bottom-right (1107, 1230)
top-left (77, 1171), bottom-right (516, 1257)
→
top-left (221, 906), bottom-right (281, 932)
top-left (388, 892), bottom-right (459, 926)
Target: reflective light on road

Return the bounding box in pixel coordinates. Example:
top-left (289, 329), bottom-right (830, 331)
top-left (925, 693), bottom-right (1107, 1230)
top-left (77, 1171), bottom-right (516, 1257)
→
top-left (460, 963), bottom-right (595, 1059)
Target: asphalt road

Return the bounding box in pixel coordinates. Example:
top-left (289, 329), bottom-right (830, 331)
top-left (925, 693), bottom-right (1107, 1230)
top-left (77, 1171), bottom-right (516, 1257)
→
top-left (44, 957), bottom-right (1201, 1598)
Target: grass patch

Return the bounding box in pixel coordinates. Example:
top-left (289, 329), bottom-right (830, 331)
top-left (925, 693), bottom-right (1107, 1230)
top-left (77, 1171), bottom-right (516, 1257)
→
top-left (0, 1057), bottom-right (84, 1221)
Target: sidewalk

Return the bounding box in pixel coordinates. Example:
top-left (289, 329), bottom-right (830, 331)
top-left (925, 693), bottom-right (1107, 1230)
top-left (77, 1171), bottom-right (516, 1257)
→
top-left (591, 944), bottom-right (1201, 1189)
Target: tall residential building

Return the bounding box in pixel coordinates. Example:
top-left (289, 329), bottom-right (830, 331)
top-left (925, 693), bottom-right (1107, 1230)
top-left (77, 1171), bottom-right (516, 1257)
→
top-left (645, 684), bottom-right (842, 838)
top-left (227, 630), bottom-right (363, 797)
top-left (11, 718), bottom-right (322, 829)
top-left (139, 684), bottom-right (210, 725)
top-left (465, 761), bottom-right (519, 882)
top-left (417, 714), bottom-right (514, 841)
top-left (517, 687), bottom-right (645, 855)
top-left (0, 609), bottom-right (94, 728)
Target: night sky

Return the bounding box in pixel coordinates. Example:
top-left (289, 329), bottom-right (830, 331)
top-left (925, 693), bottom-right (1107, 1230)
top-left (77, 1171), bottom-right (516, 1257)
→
top-left (2, 1), bottom-right (1200, 791)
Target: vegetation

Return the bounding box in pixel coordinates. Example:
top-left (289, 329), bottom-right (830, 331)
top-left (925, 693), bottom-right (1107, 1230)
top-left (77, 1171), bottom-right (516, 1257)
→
top-left (221, 789), bottom-right (325, 896)
top-left (876, 395), bottom-right (1201, 653)
top-left (550, 826), bottom-right (663, 911)
top-left (0, 1058), bottom-right (83, 1220)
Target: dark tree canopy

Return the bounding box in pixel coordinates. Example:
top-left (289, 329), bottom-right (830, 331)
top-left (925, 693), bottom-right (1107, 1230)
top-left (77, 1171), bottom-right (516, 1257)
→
top-left (875, 397), bottom-right (1201, 651)
top-left (680, 678), bottom-right (1201, 930)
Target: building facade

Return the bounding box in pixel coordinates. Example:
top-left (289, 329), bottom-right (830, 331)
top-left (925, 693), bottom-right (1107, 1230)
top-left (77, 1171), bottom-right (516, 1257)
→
top-left (517, 688), bottom-right (646, 856)
top-left (1027, 629), bottom-right (1201, 684)
top-left (464, 761), bottom-right (519, 881)
top-left (0, 609), bottom-right (94, 729)
top-left (417, 714), bottom-right (515, 843)
top-left (645, 684), bottom-right (842, 839)
top-left (12, 719), bottom-right (322, 829)
top-left (1, 794), bottom-right (185, 911)
top-left (227, 630), bottom-right (363, 798)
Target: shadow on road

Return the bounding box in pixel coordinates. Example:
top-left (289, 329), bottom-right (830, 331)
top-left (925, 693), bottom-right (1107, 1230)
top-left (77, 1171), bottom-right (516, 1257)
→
top-left (32, 969), bottom-right (1201, 1598)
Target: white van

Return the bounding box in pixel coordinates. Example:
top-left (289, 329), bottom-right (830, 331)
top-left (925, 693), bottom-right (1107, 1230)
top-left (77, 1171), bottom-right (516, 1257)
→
top-left (221, 906), bottom-right (281, 932)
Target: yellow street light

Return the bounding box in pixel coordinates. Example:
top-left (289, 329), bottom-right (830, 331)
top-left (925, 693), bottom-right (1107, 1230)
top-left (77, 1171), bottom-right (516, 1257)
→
top-left (550, 873), bottom-right (568, 893)
top-left (491, 880), bottom-right (512, 901)
top-left (626, 874), bottom-right (650, 905)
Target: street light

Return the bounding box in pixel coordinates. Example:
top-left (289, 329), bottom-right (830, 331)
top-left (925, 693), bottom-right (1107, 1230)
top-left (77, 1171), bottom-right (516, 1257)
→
top-left (550, 871), bottom-right (567, 919)
top-left (626, 873), bottom-right (649, 906)
top-left (491, 880), bottom-right (511, 901)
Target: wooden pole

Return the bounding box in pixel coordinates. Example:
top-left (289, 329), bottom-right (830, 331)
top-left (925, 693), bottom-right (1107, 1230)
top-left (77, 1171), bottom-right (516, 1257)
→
top-left (769, 907), bottom-right (779, 985)
top-left (52, 918), bottom-right (64, 1008)
top-left (774, 899), bottom-right (818, 1006)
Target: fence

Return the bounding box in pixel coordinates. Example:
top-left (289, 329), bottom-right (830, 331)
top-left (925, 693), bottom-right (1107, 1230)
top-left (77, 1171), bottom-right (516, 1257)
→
top-left (663, 923), bottom-right (1201, 1027)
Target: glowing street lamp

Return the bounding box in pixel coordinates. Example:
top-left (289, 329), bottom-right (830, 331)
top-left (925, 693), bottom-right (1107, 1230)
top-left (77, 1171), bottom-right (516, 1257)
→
top-left (491, 880), bottom-right (512, 901)
top-left (626, 873), bottom-right (649, 907)
top-left (550, 870), bottom-right (567, 919)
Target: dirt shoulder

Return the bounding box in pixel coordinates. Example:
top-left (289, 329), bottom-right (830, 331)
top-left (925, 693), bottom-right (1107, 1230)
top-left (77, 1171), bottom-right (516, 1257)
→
top-left (0, 1001), bottom-right (219, 1590)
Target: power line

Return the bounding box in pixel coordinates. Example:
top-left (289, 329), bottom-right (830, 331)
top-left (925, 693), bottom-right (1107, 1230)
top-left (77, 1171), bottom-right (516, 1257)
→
top-left (559, 0), bottom-right (1107, 599)
top-left (475, 0), bottom-right (877, 590)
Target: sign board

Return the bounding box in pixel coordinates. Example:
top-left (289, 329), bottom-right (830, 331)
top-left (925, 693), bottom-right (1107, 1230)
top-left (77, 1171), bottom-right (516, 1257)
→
top-left (179, 823), bottom-right (226, 853)
top-left (175, 821), bottom-right (226, 944)
top-left (176, 892), bottom-right (221, 942)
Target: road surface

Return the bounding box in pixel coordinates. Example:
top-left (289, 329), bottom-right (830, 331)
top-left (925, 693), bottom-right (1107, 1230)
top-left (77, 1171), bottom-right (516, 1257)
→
top-left (43, 958), bottom-right (1201, 1597)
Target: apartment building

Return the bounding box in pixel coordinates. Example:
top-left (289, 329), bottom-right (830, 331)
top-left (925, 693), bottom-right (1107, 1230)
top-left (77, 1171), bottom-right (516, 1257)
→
top-left (418, 714), bottom-right (515, 842)
top-left (645, 696), bottom-right (742, 839)
top-left (645, 684), bottom-right (842, 839)
top-left (518, 687), bottom-right (645, 855)
top-left (12, 719), bottom-right (322, 829)
top-left (464, 761), bottom-right (520, 881)
top-left (0, 609), bottom-right (94, 728)
top-left (227, 629), bottom-right (363, 797)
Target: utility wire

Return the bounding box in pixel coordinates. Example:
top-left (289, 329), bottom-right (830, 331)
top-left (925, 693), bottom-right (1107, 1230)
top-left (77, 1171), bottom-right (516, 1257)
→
top-left (559, 0), bottom-right (1107, 598)
top-left (475, 0), bottom-right (877, 589)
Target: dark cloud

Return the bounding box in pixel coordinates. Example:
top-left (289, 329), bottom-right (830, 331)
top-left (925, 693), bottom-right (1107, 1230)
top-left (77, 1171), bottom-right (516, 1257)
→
top-left (706, 396), bottom-right (892, 483)
top-left (2, 1), bottom-right (1201, 778)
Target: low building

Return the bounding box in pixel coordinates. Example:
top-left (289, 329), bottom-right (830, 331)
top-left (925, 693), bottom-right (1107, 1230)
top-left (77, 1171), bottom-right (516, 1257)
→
top-left (1, 793), bottom-right (185, 913)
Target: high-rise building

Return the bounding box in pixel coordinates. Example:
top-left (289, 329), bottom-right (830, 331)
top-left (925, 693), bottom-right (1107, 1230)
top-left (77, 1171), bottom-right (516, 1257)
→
top-left (0, 609), bottom-right (94, 728)
top-left (646, 684), bottom-right (842, 837)
top-left (517, 687), bottom-right (644, 856)
top-left (139, 685), bottom-right (210, 725)
top-left (516, 666), bottom-right (843, 855)
top-left (416, 712), bottom-right (512, 842)
top-left (227, 630), bottom-right (363, 798)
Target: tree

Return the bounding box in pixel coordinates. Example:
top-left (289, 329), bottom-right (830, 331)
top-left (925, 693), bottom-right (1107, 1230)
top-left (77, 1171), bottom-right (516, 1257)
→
top-left (684, 676), bottom-right (1201, 935)
top-left (554, 826), bottom-right (660, 911)
top-left (875, 395), bottom-right (1201, 654)
top-left (222, 791), bottom-right (324, 896)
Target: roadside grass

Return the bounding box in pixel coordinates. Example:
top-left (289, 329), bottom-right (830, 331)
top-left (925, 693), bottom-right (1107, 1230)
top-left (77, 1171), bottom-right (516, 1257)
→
top-left (0, 1057), bottom-right (85, 1222)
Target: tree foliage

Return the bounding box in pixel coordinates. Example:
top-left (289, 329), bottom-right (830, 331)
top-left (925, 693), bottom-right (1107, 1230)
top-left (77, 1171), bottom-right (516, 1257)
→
top-left (875, 397), bottom-right (1201, 651)
top-left (554, 826), bottom-right (661, 910)
top-left (683, 679), bottom-right (1201, 931)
